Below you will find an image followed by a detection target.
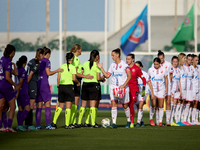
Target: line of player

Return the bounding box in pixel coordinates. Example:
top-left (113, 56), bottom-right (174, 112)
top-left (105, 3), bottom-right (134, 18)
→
top-left (0, 43), bottom-right (199, 132)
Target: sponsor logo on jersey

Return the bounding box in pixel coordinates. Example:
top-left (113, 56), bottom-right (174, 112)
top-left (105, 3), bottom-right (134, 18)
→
top-left (195, 76), bottom-right (199, 80)
top-left (151, 76), bottom-right (163, 81)
top-left (119, 65), bottom-right (122, 68)
top-left (112, 72), bottom-right (123, 77)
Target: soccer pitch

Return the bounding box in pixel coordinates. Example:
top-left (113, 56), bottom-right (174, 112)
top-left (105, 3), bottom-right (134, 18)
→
top-left (1, 111), bottom-right (200, 150)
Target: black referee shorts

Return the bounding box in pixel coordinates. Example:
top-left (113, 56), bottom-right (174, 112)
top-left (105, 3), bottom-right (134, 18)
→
top-left (73, 78), bottom-right (82, 97)
top-left (81, 82), bottom-right (101, 100)
top-left (58, 85), bottom-right (75, 103)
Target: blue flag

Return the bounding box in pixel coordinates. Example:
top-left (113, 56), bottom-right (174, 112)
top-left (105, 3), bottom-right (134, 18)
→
top-left (120, 5), bottom-right (148, 56)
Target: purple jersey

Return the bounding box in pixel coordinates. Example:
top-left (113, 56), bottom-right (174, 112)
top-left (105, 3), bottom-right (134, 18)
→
top-left (0, 56), bottom-right (12, 88)
top-left (38, 58), bottom-right (51, 86)
top-left (17, 67), bottom-right (28, 96)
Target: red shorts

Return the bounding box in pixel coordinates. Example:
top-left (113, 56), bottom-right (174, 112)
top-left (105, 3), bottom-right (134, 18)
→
top-left (129, 89), bottom-right (139, 102)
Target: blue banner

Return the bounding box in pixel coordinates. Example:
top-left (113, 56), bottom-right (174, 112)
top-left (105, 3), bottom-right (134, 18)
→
top-left (120, 5), bottom-right (148, 56)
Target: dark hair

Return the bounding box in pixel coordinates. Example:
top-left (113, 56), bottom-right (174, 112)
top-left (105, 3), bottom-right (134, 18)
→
top-left (70, 44), bottom-right (81, 53)
top-left (112, 48), bottom-right (121, 58)
top-left (66, 52), bottom-right (74, 71)
top-left (157, 50), bottom-right (165, 57)
top-left (192, 54), bottom-right (198, 59)
top-left (135, 61), bottom-right (143, 68)
top-left (171, 56), bottom-right (178, 62)
top-left (153, 57), bottom-right (161, 64)
top-left (89, 50), bottom-right (99, 69)
top-left (186, 54), bottom-right (192, 58)
top-left (127, 54), bottom-right (135, 59)
top-left (16, 55), bottom-right (27, 68)
top-left (43, 46), bottom-right (51, 55)
top-left (3, 44), bottom-right (16, 57)
top-left (35, 48), bottom-right (44, 64)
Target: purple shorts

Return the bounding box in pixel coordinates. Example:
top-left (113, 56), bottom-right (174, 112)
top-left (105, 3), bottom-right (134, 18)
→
top-left (0, 86), bottom-right (16, 102)
top-left (17, 94), bottom-right (30, 108)
top-left (36, 84), bottom-right (51, 103)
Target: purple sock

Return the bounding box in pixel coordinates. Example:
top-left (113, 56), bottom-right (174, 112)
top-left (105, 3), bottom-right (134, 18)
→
top-left (17, 111), bottom-right (22, 125)
top-left (36, 108), bottom-right (42, 126)
top-left (45, 107), bottom-right (51, 125)
top-left (18, 110), bottom-right (29, 126)
top-left (0, 120), bottom-right (2, 128)
top-left (7, 119), bottom-right (13, 128)
top-left (2, 112), bottom-right (7, 128)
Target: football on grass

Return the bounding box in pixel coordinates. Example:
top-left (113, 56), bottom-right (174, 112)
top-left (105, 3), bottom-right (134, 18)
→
top-left (101, 118), bottom-right (111, 128)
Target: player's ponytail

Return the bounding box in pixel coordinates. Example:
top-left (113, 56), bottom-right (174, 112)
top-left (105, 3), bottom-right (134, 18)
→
top-left (35, 48), bottom-right (44, 64)
top-left (3, 44), bottom-right (16, 58)
top-left (178, 53), bottom-right (186, 67)
top-left (66, 52), bottom-right (74, 71)
top-left (157, 50), bottom-right (164, 57)
top-left (135, 61), bottom-right (143, 68)
top-left (89, 50), bottom-right (99, 69)
top-left (70, 44), bottom-right (81, 53)
top-left (16, 55), bottom-right (27, 69)
top-left (112, 48), bottom-right (121, 58)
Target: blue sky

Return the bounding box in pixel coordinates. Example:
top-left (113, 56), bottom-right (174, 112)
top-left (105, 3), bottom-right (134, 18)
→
top-left (0, 0), bottom-right (105, 32)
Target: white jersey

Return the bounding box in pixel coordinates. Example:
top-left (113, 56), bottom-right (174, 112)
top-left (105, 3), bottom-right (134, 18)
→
top-left (179, 65), bottom-right (187, 90)
top-left (191, 65), bottom-right (199, 93)
top-left (171, 67), bottom-right (181, 93)
top-left (152, 61), bottom-right (173, 86)
top-left (107, 60), bottom-right (130, 89)
top-left (138, 70), bottom-right (150, 94)
top-left (148, 66), bottom-right (168, 92)
top-left (197, 65), bottom-right (200, 93)
top-left (185, 65), bottom-right (194, 91)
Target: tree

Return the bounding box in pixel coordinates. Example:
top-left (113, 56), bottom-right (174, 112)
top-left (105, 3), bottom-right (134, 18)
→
top-left (49, 35), bottom-right (101, 52)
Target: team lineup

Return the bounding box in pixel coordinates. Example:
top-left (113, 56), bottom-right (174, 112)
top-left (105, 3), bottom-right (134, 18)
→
top-left (0, 44), bottom-right (200, 132)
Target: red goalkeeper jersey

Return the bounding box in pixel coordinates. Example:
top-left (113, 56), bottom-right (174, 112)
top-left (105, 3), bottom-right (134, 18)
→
top-left (128, 64), bottom-right (146, 91)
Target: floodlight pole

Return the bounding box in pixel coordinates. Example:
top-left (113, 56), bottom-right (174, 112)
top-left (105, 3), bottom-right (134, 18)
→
top-left (147, 0), bottom-right (151, 53)
top-left (46, 0), bottom-right (50, 47)
top-left (59, 0), bottom-right (62, 66)
top-left (104, 0), bottom-right (108, 94)
top-left (194, 0), bottom-right (198, 53)
top-left (7, 0), bottom-right (9, 44)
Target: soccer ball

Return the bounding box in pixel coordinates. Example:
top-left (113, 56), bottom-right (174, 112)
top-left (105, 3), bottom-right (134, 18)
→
top-left (101, 118), bottom-right (111, 128)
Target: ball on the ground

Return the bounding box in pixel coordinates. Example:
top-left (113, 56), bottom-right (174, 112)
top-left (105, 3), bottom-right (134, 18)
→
top-left (101, 118), bottom-right (111, 128)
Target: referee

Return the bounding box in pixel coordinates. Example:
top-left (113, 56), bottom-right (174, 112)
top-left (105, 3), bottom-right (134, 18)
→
top-left (51, 52), bottom-right (80, 129)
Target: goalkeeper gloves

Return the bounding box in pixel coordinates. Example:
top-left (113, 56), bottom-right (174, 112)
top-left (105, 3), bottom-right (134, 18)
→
top-left (140, 86), bottom-right (146, 97)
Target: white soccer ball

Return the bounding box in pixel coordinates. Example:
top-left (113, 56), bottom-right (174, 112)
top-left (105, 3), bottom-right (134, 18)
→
top-left (101, 118), bottom-right (111, 128)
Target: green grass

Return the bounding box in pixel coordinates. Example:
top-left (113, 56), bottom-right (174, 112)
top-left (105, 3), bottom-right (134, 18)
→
top-left (1, 111), bottom-right (200, 150)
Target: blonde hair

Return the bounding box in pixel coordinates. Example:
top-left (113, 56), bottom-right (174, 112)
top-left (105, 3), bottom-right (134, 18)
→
top-left (70, 44), bottom-right (81, 53)
top-left (178, 52), bottom-right (186, 67)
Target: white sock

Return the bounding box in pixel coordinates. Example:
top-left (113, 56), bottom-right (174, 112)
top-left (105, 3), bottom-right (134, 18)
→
top-left (175, 103), bottom-right (180, 123)
top-left (180, 104), bottom-right (184, 122)
top-left (137, 109), bottom-right (143, 123)
top-left (156, 110), bottom-right (159, 125)
top-left (196, 109), bottom-right (199, 122)
top-left (171, 101), bottom-right (174, 111)
top-left (176, 103), bottom-right (180, 123)
top-left (171, 104), bottom-right (176, 123)
top-left (166, 110), bottom-right (171, 124)
top-left (159, 108), bottom-right (164, 123)
top-left (149, 106), bottom-right (155, 120)
top-left (184, 104), bottom-right (190, 122)
top-left (187, 107), bottom-right (192, 123)
top-left (111, 107), bottom-right (117, 124)
top-left (124, 107), bottom-right (130, 122)
top-left (192, 108), bottom-right (197, 124)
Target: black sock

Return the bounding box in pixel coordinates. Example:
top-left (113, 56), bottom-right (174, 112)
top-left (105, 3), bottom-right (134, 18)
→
top-left (25, 109), bottom-right (33, 126)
